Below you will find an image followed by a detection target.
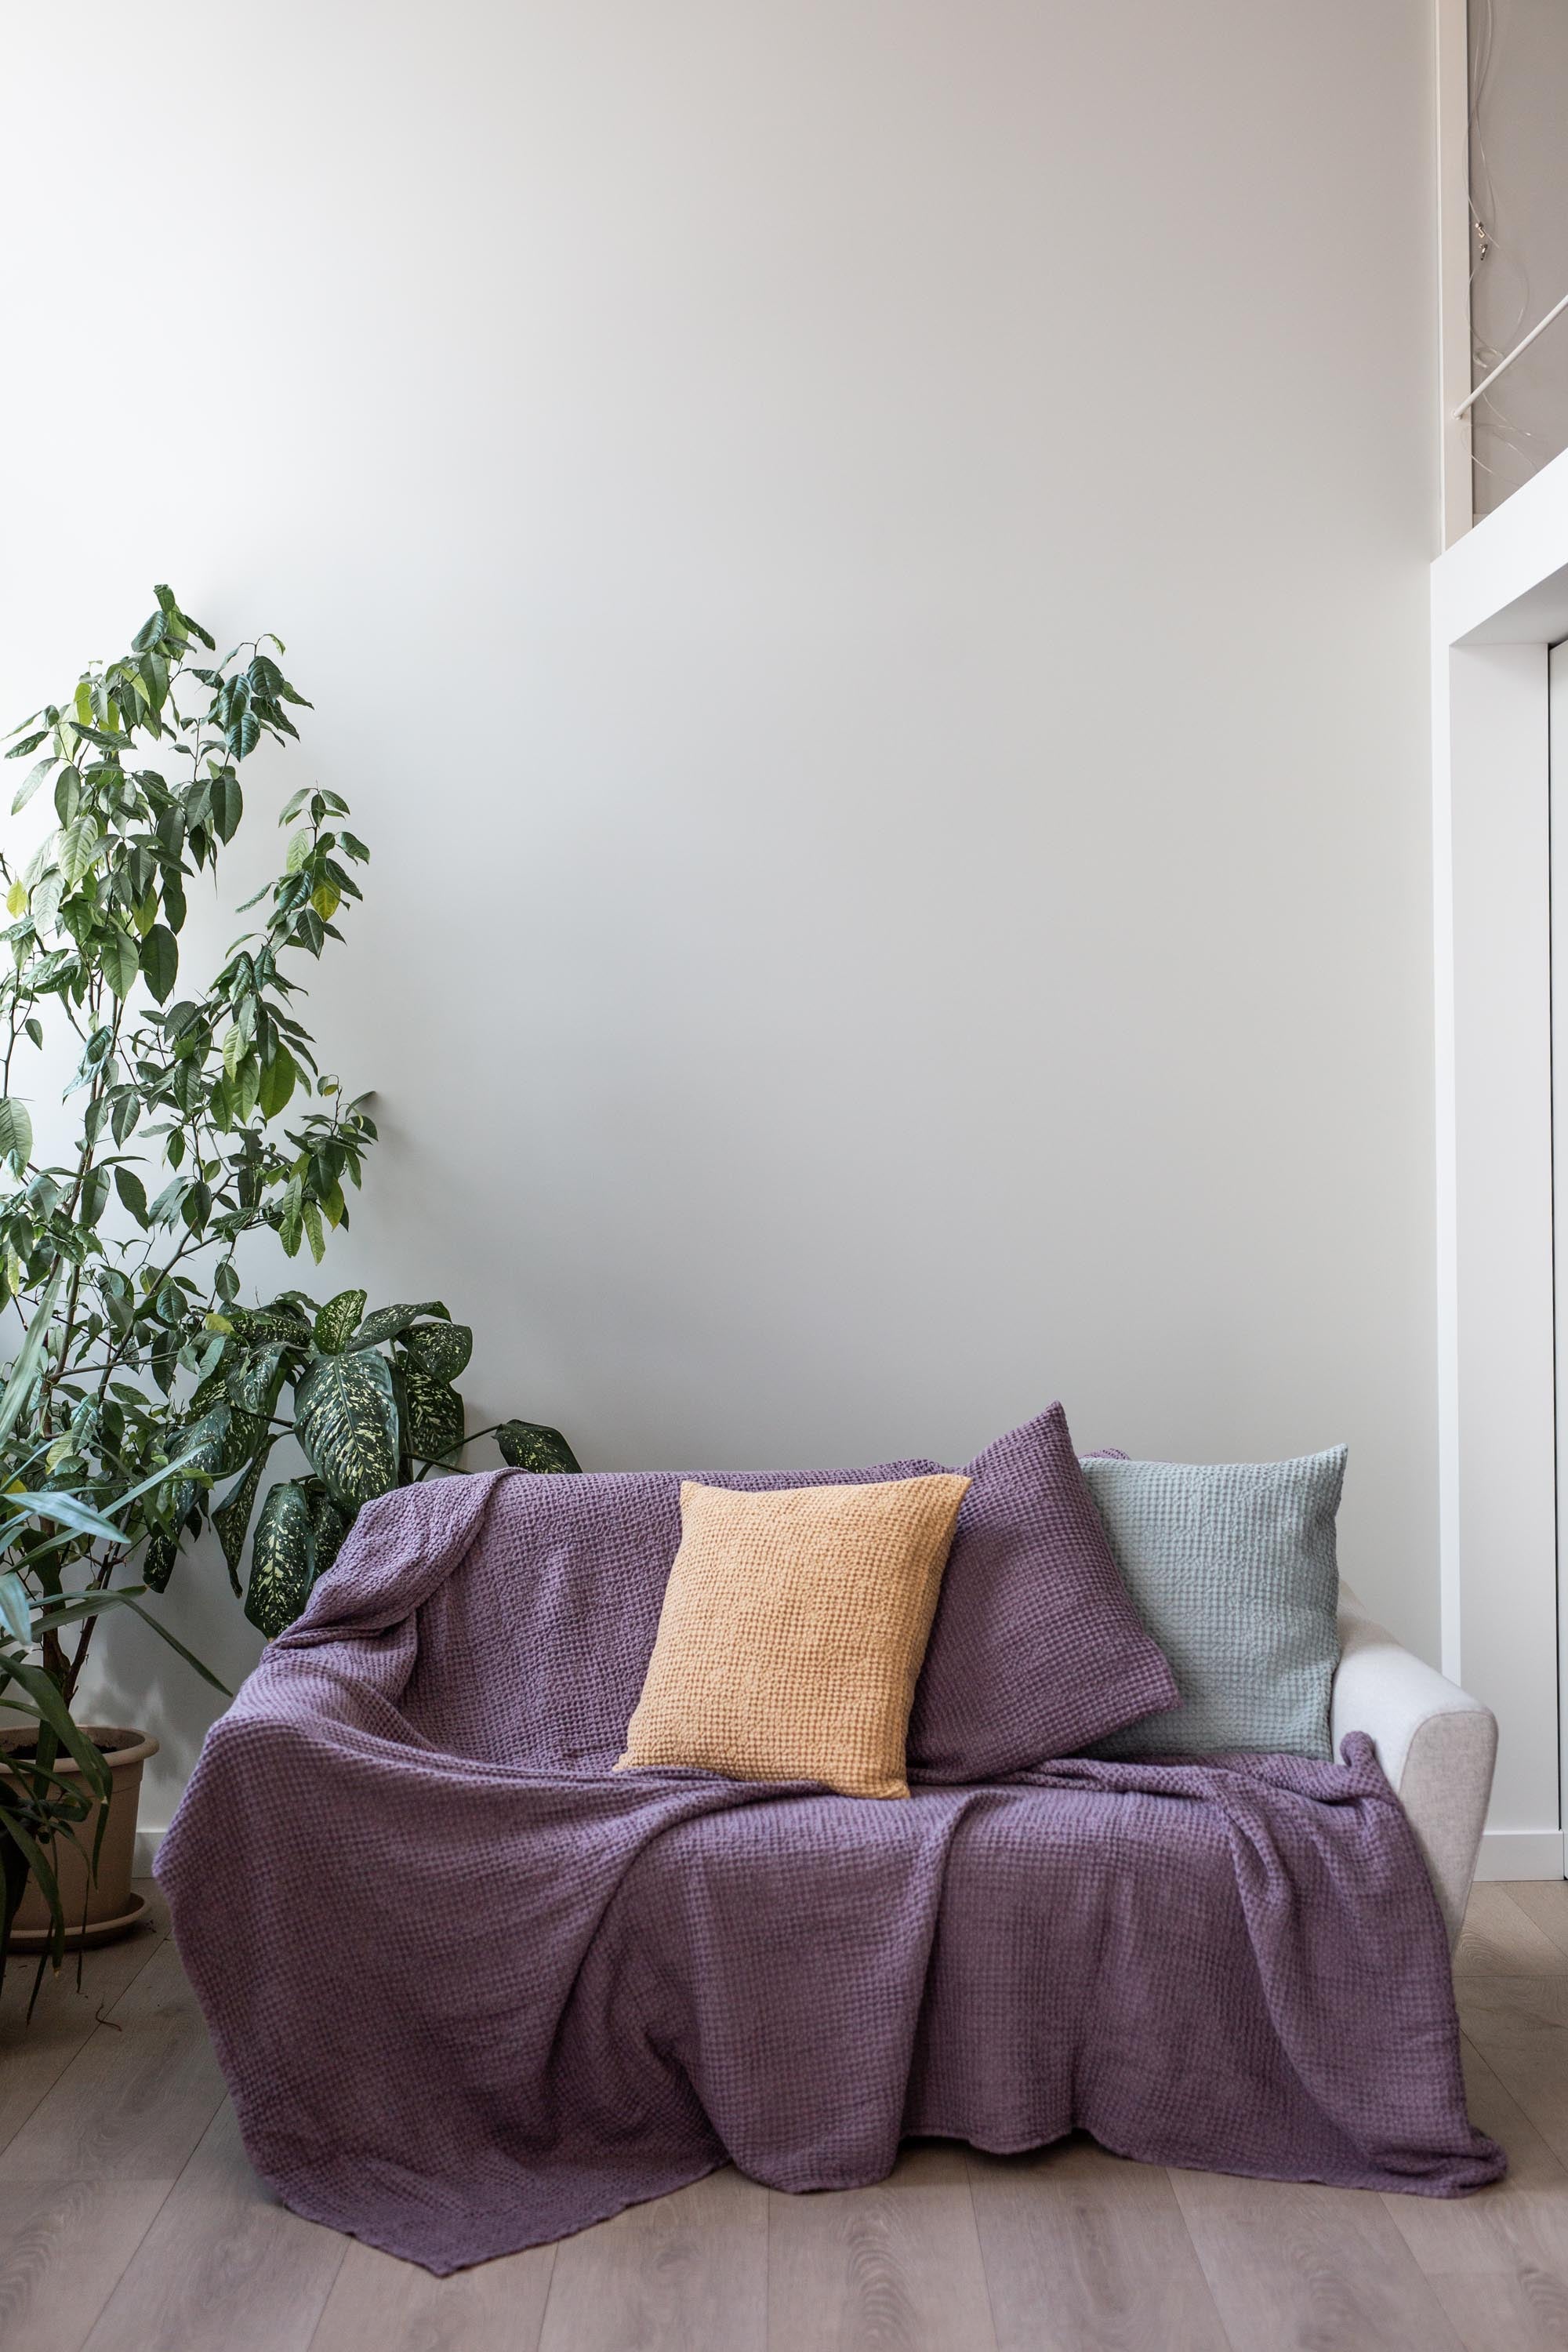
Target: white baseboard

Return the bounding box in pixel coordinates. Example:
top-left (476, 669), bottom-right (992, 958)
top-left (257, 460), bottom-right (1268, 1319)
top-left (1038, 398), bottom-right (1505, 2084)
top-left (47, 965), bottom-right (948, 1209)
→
top-left (134, 1824), bottom-right (166, 1876)
top-left (1475, 1829), bottom-right (1565, 1881)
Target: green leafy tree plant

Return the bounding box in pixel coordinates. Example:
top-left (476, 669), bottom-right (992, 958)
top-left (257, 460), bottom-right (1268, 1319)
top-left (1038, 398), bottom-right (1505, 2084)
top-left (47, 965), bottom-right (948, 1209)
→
top-left (0, 587), bottom-right (576, 1950)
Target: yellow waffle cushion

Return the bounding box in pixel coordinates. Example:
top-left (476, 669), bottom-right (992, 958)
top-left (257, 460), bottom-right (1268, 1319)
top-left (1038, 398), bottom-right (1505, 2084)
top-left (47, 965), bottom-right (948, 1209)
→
top-left (617, 1473), bottom-right (971, 1799)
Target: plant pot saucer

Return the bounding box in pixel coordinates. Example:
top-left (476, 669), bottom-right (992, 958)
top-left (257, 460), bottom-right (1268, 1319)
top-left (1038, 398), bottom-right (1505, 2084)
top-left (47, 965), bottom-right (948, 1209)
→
top-left (6, 1889), bottom-right (151, 1953)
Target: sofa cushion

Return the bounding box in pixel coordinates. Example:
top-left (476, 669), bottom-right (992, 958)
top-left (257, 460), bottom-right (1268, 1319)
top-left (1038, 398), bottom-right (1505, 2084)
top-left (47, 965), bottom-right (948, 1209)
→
top-left (1082, 1448), bottom-right (1346, 1759)
top-left (617, 1474), bottom-right (970, 1798)
top-left (908, 1406), bottom-right (1178, 1778)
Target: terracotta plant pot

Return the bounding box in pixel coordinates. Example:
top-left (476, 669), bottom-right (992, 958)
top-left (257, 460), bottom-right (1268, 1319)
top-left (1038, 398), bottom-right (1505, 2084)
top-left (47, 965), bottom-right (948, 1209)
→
top-left (2, 1726), bottom-right (159, 1948)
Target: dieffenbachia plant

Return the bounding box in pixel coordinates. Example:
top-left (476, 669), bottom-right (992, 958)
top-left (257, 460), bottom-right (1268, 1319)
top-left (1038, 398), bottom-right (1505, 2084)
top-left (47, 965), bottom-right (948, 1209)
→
top-left (0, 586), bottom-right (576, 1708)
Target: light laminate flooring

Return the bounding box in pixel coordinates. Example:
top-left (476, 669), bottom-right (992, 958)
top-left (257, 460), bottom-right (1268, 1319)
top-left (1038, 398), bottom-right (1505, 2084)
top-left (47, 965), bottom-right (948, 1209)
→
top-left (2, 1878), bottom-right (1566, 2350)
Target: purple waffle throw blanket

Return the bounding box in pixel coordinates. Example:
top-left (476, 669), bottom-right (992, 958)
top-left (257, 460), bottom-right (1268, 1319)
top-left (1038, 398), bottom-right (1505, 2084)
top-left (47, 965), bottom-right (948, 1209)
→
top-left (158, 1473), bottom-right (1501, 2273)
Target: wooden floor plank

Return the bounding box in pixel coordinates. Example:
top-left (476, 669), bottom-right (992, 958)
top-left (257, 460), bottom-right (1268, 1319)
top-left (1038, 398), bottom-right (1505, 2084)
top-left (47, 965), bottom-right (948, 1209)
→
top-left (1173, 2170), bottom-right (1468, 2352)
top-left (310, 2236), bottom-right (556, 2352)
top-left (1503, 1882), bottom-right (1568, 1965)
top-left (539, 2165), bottom-right (768, 2352)
top-left (1457, 1969), bottom-right (1568, 2171)
top-left (0, 2176), bottom-right (172, 2352)
top-left (80, 2100), bottom-right (347, 2352)
top-left (1384, 2039), bottom-right (1568, 2350)
top-left (766, 2142), bottom-right (998, 2352)
top-left (0, 1931), bottom-right (224, 2183)
top-left (0, 1886), bottom-right (169, 2154)
top-left (1457, 1886), bottom-right (1568, 1981)
top-left (967, 2135), bottom-right (1229, 2352)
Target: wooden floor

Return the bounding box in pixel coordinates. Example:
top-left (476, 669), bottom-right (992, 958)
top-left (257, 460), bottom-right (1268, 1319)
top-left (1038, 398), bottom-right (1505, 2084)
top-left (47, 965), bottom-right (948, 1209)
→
top-left (5, 1883), bottom-right (1568, 2350)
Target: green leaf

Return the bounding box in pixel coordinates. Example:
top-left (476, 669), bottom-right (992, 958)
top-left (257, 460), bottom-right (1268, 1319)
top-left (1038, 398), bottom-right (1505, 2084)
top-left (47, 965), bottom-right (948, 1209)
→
top-left (293, 1348), bottom-right (400, 1511)
top-left (78, 1163), bottom-right (111, 1227)
top-left (4, 730), bottom-right (46, 759)
top-left (314, 1289), bottom-right (368, 1355)
top-left (256, 1045), bottom-right (296, 1119)
top-left (5, 1657), bottom-right (112, 1802)
top-left (244, 1481), bottom-right (317, 1638)
top-left (209, 774), bottom-right (242, 841)
top-left (0, 1264), bottom-right (64, 1443)
top-left (401, 1320), bottom-right (473, 1384)
top-left (31, 868), bottom-right (64, 936)
top-left (1, 1485), bottom-right (125, 1549)
top-left (10, 754), bottom-right (54, 814)
top-left (98, 927), bottom-right (140, 1000)
top-left (402, 1368), bottom-right (465, 1464)
top-left (114, 1167), bottom-right (149, 1227)
top-left (58, 813), bottom-right (101, 887)
top-left (353, 1300), bottom-right (449, 1348)
top-left (495, 1420), bottom-right (582, 1475)
top-left (0, 1570), bottom-right (29, 1647)
top-left (213, 1442), bottom-right (274, 1588)
top-left (140, 924), bottom-right (178, 1004)
top-left (0, 1098), bottom-right (33, 1167)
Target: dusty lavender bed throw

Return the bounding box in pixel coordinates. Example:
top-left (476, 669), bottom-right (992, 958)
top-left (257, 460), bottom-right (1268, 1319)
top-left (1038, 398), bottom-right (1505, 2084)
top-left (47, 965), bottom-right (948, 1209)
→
top-left (158, 1472), bottom-right (1501, 2273)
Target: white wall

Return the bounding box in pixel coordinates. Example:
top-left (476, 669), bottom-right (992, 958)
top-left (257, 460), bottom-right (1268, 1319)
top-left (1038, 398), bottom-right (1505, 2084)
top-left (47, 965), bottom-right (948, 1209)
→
top-left (1, 1), bottom-right (1442, 1829)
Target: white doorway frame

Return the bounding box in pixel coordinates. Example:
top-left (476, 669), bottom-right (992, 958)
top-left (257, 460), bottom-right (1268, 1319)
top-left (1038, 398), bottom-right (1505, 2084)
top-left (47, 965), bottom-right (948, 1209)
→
top-left (1434, 442), bottom-right (1568, 1877)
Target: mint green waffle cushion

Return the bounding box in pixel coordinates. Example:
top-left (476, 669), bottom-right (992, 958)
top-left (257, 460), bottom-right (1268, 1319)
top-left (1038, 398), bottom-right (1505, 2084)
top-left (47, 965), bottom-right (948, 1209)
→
top-left (1080, 1448), bottom-right (1346, 1760)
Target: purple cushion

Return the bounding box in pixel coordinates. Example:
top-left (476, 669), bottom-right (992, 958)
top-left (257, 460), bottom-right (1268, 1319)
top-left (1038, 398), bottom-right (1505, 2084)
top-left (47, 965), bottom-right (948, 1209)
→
top-left (908, 1406), bottom-right (1178, 1779)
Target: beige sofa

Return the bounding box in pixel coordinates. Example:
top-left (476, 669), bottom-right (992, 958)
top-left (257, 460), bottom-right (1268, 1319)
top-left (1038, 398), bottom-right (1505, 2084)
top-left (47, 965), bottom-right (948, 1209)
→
top-left (1333, 1585), bottom-right (1497, 1951)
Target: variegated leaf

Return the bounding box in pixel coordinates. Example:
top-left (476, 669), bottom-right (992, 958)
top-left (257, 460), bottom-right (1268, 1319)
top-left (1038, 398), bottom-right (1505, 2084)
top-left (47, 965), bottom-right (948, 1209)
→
top-left (314, 1288), bottom-right (367, 1355)
top-left (352, 1300), bottom-right (449, 1349)
top-left (141, 1530), bottom-right (180, 1592)
top-left (401, 1320), bottom-right (472, 1384)
top-left (495, 1420), bottom-right (582, 1475)
top-left (401, 1367), bottom-right (465, 1465)
top-left (213, 1443), bottom-right (274, 1588)
top-left (244, 1480), bottom-right (315, 1638)
top-left (307, 1486), bottom-right (353, 1581)
top-left (294, 1347), bottom-right (400, 1510)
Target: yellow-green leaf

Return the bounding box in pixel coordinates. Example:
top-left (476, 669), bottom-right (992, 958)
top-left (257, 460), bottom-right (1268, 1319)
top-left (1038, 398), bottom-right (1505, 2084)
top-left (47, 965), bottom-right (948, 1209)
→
top-left (59, 813), bottom-right (101, 888)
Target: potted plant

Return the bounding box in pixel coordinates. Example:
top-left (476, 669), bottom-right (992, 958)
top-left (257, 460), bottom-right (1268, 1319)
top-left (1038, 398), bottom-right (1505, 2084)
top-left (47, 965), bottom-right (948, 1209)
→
top-left (0, 588), bottom-right (576, 1969)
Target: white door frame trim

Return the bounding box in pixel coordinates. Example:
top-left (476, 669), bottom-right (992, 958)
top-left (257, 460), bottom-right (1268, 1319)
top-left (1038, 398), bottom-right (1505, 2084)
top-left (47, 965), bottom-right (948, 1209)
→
top-left (1434, 444), bottom-right (1568, 1875)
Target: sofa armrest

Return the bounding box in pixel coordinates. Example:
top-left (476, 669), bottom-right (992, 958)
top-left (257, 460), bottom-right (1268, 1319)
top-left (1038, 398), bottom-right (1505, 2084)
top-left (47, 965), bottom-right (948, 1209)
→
top-left (1330, 1584), bottom-right (1497, 1952)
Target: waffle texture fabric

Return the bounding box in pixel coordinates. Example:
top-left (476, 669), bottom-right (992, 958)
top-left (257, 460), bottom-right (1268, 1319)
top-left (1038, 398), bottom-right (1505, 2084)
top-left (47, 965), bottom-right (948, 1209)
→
top-left (159, 1470), bottom-right (1501, 2274)
top-left (909, 1405), bottom-right (1176, 1777)
top-left (618, 1475), bottom-right (969, 1798)
top-left (1083, 1449), bottom-right (1346, 1760)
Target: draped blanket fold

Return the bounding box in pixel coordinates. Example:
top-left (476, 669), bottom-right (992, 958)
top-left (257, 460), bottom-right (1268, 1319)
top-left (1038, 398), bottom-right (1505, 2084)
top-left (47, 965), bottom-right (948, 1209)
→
top-left (157, 1472), bottom-right (1502, 2274)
